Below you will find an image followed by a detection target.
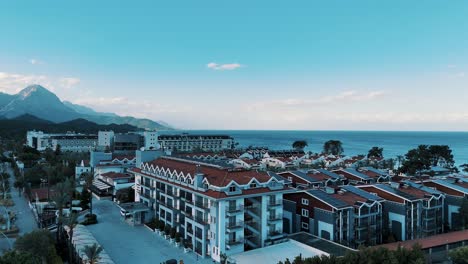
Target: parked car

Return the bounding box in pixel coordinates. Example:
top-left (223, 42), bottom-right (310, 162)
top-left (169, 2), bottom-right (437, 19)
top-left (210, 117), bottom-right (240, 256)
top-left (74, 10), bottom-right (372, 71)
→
top-left (162, 259), bottom-right (177, 264)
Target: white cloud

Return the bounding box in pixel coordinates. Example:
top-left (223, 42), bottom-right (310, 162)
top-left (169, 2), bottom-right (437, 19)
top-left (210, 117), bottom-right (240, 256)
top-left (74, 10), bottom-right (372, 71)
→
top-left (30, 58), bottom-right (44, 65)
top-left (0, 71), bottom-right (80, 94)
top-left (207, 62), bottom-right (243, 71)
top-left (59, 77), bottom-right (81, 89)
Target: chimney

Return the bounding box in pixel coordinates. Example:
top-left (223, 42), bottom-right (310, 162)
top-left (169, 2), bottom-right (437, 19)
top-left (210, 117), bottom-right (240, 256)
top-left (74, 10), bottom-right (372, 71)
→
top-left (194, 164), bottom-right (204, 189)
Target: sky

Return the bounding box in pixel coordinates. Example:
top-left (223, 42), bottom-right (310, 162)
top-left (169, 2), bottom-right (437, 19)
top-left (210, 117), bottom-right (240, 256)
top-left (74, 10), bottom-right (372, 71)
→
top-left (0, 0), bottom-right (468, 131)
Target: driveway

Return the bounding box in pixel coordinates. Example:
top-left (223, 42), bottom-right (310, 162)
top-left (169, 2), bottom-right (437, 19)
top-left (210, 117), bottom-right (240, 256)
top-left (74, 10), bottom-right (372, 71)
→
top-left (87, 199), bottom-right (215, 264)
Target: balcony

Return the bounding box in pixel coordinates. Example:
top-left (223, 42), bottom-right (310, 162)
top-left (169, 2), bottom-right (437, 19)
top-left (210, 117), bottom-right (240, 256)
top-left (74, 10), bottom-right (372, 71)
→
top-left (267, 230), bottom-right (283, 239)
top-left (195, 200), bottom-right (210, 210)
top-left (226, 205), bottom-right (244, 215)
top-left (268, 200), bottom-right (282, 207)
top-left (267, 214), bottom-right (282, 223)
top-left (196, 216), bottom-right (209, 225)
top-left (226, 237), bottom-right (244, 246)
top-left (226, 221), bottom-right (244, 232)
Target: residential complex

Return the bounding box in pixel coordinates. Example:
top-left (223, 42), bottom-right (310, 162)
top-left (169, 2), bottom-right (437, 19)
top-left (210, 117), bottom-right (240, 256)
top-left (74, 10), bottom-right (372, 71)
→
top-left (27, 131), bottom-right (98, 152)
top-left (131, 156), bottom-right (291, 262)
top-left (157, 134), bottom-right (234, 152)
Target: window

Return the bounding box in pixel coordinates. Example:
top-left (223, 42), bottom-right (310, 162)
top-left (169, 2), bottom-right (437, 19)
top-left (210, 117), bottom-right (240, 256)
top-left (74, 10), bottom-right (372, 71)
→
top-left (250, 182), bottom-right (257, 188)
top-left (302, 222), bottom-right (309, 230)
top-left (229, 186), bottom-right (236, 192)
top-left (301, 198), bottom-right (309, 205)
top-left (301, 208), bottom-right (309, 217)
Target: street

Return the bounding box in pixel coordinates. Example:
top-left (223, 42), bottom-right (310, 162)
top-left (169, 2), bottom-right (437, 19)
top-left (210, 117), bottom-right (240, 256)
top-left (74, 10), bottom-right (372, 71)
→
top-left (87, 199), bottom-right (214, 264)
top-left (0, 163), bottom-right (37, 252)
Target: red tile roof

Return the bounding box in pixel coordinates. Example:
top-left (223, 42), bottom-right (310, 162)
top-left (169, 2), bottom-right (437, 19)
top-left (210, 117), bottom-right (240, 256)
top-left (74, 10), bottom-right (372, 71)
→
top-left (377, 229), bottom-right (468, 250)
top-left (145, 157), bottom-right (272, 187)
top-left (331, 192), bottom-right (368, 206)
top-left (101, 172), bottom-right (133, 179)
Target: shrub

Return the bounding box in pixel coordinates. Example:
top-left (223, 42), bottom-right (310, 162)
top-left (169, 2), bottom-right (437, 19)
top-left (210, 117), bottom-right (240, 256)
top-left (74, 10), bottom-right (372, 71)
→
top-left (164, 224), bottom-right (171, 235)
top-left (170, 227), bottom-right (176, 239)
top-left (81, 214), bottom-right (97, 225)
top-left (175, 232), bottom-right (181, 243)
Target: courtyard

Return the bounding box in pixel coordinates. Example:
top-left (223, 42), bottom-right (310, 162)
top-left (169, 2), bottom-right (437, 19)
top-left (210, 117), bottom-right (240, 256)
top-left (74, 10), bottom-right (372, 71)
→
top-left (87, 199), bottom-right (215, 264)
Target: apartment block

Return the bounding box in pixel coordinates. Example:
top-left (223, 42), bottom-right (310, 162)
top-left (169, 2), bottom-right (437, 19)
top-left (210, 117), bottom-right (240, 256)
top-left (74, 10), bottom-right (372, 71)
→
top-left (130, 156), bottom-right (290, 262)
top-left (358, 182), bottom-right (445, 241)
top-left (284, 185), bottom-right (383, 248)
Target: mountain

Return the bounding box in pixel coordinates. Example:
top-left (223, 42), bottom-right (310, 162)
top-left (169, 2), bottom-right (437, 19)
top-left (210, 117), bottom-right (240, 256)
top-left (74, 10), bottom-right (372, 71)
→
top-left (63, 101), bottom-right (117, 117)
top-left (0, 114), bottom-right (139, 140)
top-left (0, 85), bottom-right (172, 129)
top-left (0, 85), bottom-right (81, 122)
top-left (0, 92), bottom-right (16, 108)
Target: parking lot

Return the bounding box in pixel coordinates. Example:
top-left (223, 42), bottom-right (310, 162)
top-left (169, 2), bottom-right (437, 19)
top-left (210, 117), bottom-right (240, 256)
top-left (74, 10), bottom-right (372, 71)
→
top-left (87, 199), bottom-right (214, 264)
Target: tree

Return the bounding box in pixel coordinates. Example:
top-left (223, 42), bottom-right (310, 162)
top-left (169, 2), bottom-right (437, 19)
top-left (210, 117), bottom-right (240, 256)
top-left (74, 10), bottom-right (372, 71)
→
top-left (400, 145), bottom-right (432, 176)
top-left (83, 243), bottom-right (103, 264)
top-left (367, 147), bottom-right (383, 159)
top-left (449, 246), bottom-right (468, 264)
top-left (54, 144), bottom-right (62, 156)
top-left (83, 173), bottom-right (94, 215)
top-left (323, 140), bottom-right (344, 156)
top-left (0, 250), bottom-right (36, 264)
top-left (459, 198), bottom-right (468, 230)
top-left (428, 145), bottom-right (455, 168)
top-left (460, 164), bottom-right (468, 173)
top-left (52, 180), bottom-right (72, 243)
top-left (14, 229), bottom-right (62, 264)
top-left (65, 213), bottom-right (79, 264)
top-left (292, 140), bottom-right (308, 150)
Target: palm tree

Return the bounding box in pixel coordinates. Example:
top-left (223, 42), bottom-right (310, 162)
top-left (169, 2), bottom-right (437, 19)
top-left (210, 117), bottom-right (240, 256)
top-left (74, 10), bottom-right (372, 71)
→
top-left (65, 213), bottom-right (79, 264)
top-left (83, 173), bottom-right (94, 215)
top-left (52, 181), bottom-right (72, 243)
top-left (83, 243), bottom-right (103, 264)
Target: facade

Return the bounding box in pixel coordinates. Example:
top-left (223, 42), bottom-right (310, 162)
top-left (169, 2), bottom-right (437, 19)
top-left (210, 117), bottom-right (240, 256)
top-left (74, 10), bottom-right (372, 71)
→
top-left (158, 134), bottom-right (234, 152)
top-left (283, 186), bottom-right (383, 248)
top-left (98, 130), bottom-right (115, 149)
top-left (27, 131), bottom-right (97, 152)
top-left (131, 156), bottom-right (291, 262)
top-left (75, 160), bottom-right (91, 179)
top-left (424, 178), bottom-right (468, 229)
top-left (114, 133), bottom-right (144, 152)
top-left (358, 182), bottom-right (445, 241)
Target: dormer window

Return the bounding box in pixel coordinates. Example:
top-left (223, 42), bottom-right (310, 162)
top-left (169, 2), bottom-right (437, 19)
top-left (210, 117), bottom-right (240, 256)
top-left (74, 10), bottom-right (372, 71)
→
top-left (203, 183), bottom-right (209, 189)
top-left (250, 182), bottom-right (257, 188)
top-left (229, 186), bottom-right (236, 192)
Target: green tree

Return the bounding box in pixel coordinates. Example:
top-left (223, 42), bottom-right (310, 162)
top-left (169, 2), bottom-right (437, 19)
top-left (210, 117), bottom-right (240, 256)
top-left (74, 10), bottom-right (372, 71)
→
top-left (367, 147), bottom-right (384, 159)
top-left (64, 213), bottom-right (79, 264)
top-left (0, 250), bottom-right (36, 264)
top-left (83, 243), bottom-right (103, 264)
top-left (428, 145), bottom-right (455, 168)
top-left (292, 140), bottom-right (308, 150)
top-left (14, 229), bottom-right (62, 264)
top-left (323, 140), bottom-right (344, 156)
top-left (449, 246), bottom-right (468, 264)
top-left (54, 144), bottom-right (62, 156)
top-left (83, 172), bottom-right (94, 215)
top-left (460, 164), bottom-right (468, 173)
top-left (400, 145), bottom-right (432, 176)
top-left (52, 180), bottom-right (72, 243)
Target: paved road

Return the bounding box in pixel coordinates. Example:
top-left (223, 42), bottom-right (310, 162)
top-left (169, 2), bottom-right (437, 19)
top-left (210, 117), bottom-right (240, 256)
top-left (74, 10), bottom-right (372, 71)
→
top-left (88, 199), bottom-right (214, 264)
top-left (0, 163), bottom-right (37, 252)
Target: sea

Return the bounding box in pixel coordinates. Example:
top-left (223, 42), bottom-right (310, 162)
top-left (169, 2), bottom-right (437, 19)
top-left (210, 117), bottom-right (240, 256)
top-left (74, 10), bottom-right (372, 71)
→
top-left (159, 130), bottom-right (468, 166)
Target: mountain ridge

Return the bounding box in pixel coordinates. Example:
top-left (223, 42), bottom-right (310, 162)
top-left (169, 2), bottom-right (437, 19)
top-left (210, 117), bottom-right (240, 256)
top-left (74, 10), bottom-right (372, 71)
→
top-left (0, 85), bottom-right (172, 130)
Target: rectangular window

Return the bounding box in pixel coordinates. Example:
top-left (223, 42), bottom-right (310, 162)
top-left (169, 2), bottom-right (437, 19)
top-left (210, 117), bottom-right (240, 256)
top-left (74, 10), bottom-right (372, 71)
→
top-left (301, 208), bottom-right (309, 217)
top-left (229, 186), bottom-right (236, 192)
top-left (301, 198), bottom-right (309, 205)
top-left (302, 222), bottom-right (309, 230)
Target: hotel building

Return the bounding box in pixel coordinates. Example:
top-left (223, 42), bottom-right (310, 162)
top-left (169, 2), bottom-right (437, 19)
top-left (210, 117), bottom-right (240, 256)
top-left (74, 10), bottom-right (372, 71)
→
top-left (157, 134), bottom-right (234, 152)
top-left (131, 156), bottom-right (291, 262)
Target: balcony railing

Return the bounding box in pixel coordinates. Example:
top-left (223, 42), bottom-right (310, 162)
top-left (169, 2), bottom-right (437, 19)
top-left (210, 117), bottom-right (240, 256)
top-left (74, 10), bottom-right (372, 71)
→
top-left (196, 216), bottom-right (209, 225)
top-left (195, 200), bottom-right (209, 209)
top-left (268, 214), bottom-right (282, 222)
top-left (267, 230), bottom-right (282, 238)
top-left (226, 220), bottom-right (244, 229)
top-left (226, 205), bottom-right (244, 214)
top-left (226, 237), bottom-right (244, 246)
top-left (268, 200), bottom-right (282, 207)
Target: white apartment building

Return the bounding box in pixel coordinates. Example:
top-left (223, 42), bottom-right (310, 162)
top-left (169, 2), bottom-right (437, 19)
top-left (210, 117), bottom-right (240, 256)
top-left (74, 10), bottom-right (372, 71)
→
top-left (26, 131), bottom-right (97, 152)
top-left (98, 131), bottom-right (115, 149)
top-left (131, 157), bottom-right (291, 262)
top-left (158, 134), bottom-right (234, 152)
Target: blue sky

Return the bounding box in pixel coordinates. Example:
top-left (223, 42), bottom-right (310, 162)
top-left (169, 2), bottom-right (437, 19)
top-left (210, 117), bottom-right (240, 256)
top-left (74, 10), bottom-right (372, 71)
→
top-left (0, 0), bottom-right (467, 130)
